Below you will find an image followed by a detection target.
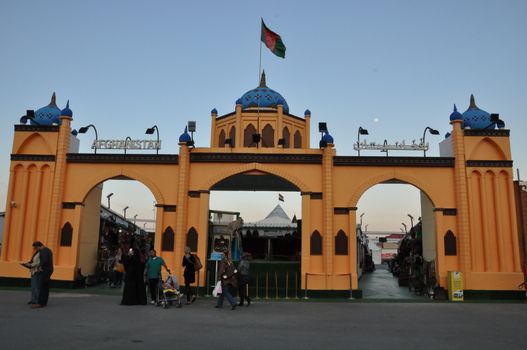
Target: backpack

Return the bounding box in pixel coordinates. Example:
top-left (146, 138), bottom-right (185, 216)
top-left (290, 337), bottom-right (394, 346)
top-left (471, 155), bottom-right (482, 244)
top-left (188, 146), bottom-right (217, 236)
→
top-left (193, 255), bottom-right (203, 271)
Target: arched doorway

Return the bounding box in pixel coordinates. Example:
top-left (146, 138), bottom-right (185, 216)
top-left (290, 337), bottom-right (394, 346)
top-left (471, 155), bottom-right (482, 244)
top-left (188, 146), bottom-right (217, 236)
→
top-left (355, 181), bottom-right (437, 299)
top-left (207, 170), bottom-right (302, 299)
top-left (76, 177), bottom-right (157, 286)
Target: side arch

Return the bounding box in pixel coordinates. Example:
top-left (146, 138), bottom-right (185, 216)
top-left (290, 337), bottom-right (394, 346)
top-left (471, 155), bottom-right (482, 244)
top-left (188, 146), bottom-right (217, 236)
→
top-left (75, 168), bottom-right (165, 205)
top-left (468, 137), bottom-right (507, 160)
top-left (16, 133), bottom-right (53, 154)
top-left (347, 170), bottom-right (439, 208)
top-left (202, 162), bottom-right (310, 192)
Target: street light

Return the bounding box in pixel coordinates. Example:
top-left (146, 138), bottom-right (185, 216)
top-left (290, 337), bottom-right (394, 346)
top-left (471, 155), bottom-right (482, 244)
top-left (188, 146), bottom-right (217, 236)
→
top-left (364, 224), bottom-right (369, 232)
top-left (402, 222), bottom-right (408, 234)
top-left (106, 193), bottom-right (114, 208)
top-left (422, 126), bottom-right (440, 157)
top-left (357, 127), bottom-right (369, 156)
top-left (145, 125), bottom-right (160, 154)
top-left (78, 124), bottom-right (99, 154)
top-left (133, 214), bottom-right (138, 224)
top-left (360, 213), bottom-right (365, 226)
top-left (124, 136), bottom-right (132, 155)
top-left (123, 206), bottom-right (129, 219)
top-left (408, 214), bottom-right (414, 228)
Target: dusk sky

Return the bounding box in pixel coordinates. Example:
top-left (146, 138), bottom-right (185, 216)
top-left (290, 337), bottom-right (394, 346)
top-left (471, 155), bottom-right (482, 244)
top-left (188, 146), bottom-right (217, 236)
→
top-left (1, 0), bottom-right (525, 232)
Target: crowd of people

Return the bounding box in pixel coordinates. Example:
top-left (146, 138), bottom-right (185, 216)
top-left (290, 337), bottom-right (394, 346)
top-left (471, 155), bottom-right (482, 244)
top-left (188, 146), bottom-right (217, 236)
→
top-left (22, 239), bottom-right (253, 310)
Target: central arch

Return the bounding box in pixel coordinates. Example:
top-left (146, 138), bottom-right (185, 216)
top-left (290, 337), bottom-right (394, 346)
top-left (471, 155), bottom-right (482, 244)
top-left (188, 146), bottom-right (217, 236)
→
top-left (203, 162), bottom-right (310, 193)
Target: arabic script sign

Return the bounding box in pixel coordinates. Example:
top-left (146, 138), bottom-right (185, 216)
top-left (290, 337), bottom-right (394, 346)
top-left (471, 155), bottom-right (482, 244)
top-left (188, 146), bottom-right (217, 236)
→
top-left (353, 139), bottom-right (428, 151)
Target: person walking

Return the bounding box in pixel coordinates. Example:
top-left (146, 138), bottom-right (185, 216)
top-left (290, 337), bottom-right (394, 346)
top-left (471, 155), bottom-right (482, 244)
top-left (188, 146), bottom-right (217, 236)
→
top-left (120, 247), bottom-right (147, 305)
top-left (21, 248), bottom-right (42, 306)
top-left (215, 251), bottom-right (237, 310)
top-left (30, 241), bottom-right (53, 308)
top-left (145, 249), bottom-right (170, 304)
top-left (182, 246), bottom-right (197, 305)
top-left (237, 252), bottom-right (251, 306)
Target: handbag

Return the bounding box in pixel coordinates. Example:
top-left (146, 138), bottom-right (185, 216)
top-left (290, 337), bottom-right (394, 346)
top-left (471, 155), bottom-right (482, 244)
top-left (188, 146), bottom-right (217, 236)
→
top-left (114, 262), bottom-right (125, 273)
top-left (193, 255), bottom-right (203, 271)
top-left (212, 280), bottom-right (222, 297)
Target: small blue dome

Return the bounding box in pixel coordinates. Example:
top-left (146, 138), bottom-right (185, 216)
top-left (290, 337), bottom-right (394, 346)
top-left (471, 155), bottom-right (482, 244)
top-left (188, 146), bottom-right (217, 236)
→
top-left (445, 132), bottom-right (451, 138)
top-left (61, 100), bottom-right (73, 117)
top-left (238, 71), bottom-right (289, 113)
top-left (304, 109), bottom-right (311, 116)
top-left (449, 104), bottom-right (463, 121)
top-left (33, 93), bottom-right (61, 126)
top-left (462, 95), bottom-right (494, 129)
top-left (211, 108), bottom-right (217, 114)
top-left (322, 132), bottom-right (334, 144)
top-left (179, 126), bottom-right (192, 143)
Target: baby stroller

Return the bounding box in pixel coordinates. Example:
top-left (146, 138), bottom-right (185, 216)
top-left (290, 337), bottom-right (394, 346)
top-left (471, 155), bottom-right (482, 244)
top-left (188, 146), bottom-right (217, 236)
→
top-left (157, 274), bottom-right (183, 309)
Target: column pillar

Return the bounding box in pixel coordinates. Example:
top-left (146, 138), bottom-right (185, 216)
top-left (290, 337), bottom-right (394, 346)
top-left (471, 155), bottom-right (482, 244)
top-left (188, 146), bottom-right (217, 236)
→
top-left (301, 193), bottom-right (311, 289)
top-left (175, 143), bottom-right (190, 276)
top-left (47, 115), bottom-right (72, 255)
top-left (322, 144), bottom-right (335, 288)
top-left (450, 119), bottom-right (472, 286)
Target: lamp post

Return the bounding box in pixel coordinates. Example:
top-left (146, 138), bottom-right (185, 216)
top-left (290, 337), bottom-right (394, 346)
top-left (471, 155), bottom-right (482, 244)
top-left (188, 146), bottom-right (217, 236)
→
top-left (133, 214), bottom-right (138, 225)
top-left (123, 206), bottom-right (129, 219)
top-left (106, 193), bottom-right (114, 209)
top-left (124, 136), bottom-right (132, 155)
top-left (357, 127), bottom-right (369, 156)
top-left (408, 214), bottom-right (414, 228)
top-left (360, 213), bottom-right (365, 226)
top-left (145, 125), bottom-right (160, 154)
top-left (402, 222), bottom-right (407, 234)
top-left (364, 224), bottom-right (369, 232)
top-left (78, 124), bottom-right (99, 154)
top-left (422, 126), bottom-right (440, 157)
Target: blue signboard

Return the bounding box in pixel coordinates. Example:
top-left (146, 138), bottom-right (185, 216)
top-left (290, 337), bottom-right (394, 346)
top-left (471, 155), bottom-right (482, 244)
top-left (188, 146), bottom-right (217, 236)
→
top-left (210, 252), bottom-right (224, 261)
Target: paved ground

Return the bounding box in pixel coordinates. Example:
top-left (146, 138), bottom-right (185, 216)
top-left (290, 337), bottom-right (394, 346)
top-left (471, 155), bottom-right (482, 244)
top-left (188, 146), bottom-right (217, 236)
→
top-left (0, 289), bottom-right (526, 350)
top-left (360, 265), bottom-right (422, 299)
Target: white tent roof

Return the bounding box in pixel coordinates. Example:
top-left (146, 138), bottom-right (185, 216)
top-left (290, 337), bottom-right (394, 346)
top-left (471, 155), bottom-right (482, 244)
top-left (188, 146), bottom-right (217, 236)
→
top-left (245, 204), bottom-right (297, 228)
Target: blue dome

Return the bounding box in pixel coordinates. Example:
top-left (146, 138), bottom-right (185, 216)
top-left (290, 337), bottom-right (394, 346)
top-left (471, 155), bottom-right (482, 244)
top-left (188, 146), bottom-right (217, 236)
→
top-left (462, 95), bottom-right (494, 129)
top-left (449, 104), bottom-right (463, 121)
top-left (211, 108), bottom-right (218, 114)
top-left (304, 109), bottom-right (311, 116)
top-left (61, 100), bottom-right (73, 118)
top-left (33, 93), bottom-right (61, 126)
top-left (322, 132), bottom-right (334, 144)
top-left (179, 126), bottom-right (192, 143)
top-left (238, 71), bottom-right (289, 113)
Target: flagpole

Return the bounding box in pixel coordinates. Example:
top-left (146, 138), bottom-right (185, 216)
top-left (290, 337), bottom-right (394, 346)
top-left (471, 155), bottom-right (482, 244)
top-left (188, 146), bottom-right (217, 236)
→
top-left (259, 18), bottom-right (263, 83)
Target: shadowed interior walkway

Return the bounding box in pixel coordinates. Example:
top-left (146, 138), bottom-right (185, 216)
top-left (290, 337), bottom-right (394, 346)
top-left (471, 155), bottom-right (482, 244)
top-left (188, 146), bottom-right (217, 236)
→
top-left (359, 265), bottom-right (423, 299)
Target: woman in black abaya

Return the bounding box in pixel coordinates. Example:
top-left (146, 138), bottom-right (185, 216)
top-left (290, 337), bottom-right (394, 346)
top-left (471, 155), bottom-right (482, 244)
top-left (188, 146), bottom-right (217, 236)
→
top-left (120, 248), bottom-right (147, 305)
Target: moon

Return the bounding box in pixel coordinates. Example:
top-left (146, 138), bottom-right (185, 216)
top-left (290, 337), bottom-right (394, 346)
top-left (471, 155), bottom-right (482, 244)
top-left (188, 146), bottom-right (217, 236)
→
top-left (373, 117), bottom-right (379, 123)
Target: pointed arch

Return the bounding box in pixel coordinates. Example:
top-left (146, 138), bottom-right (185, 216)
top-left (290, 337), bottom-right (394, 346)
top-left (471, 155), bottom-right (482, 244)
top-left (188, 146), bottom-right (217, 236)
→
top-left (347, 170), bottom-right (439, 208)
top-left (282, 126), bottom-right (290, 148)
top-left (60, 222), bottom-right (73, 247)
top-left (203, 162), bottom-right (310, 193)
top-left (187, 227), bottom-right (198, 252)
top-left (162, 226), bottom-right (175, 251)
top-left (335, 230), bottom-right (348, 255)
top-left (229, 126), bottom-right (236, 147)
top-left (75, 168), bottom-right (165, 205)
top-left (310, 230), bottom-right (322, 255)
top-left (218, 129), bottom-right (226, 147)
top-left (294, 130), bottom-right (302, 148)
top-left (444, 230), bottom-right (457, 256)
top-left (244, 124), bottom-right (257, 147)
top-left (469, 137), bottom-right (507, 160)
top-left (16, 133), bottom-right (53, 154)
top-left (262, 124), bottom-right (274, 147)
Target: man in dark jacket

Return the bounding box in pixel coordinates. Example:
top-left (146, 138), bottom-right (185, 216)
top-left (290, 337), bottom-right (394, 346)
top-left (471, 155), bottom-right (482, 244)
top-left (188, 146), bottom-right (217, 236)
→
top-left (31, 241), bottom-right (53, 308)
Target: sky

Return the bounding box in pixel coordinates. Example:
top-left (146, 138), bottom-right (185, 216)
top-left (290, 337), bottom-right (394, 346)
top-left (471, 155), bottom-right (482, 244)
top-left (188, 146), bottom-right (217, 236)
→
top-left (1, 0), bottom-right (526, 232)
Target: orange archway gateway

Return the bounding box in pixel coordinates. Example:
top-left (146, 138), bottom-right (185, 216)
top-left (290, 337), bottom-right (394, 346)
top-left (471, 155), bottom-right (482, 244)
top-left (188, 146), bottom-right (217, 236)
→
top-left (1, 83), bottom-right (524, 298)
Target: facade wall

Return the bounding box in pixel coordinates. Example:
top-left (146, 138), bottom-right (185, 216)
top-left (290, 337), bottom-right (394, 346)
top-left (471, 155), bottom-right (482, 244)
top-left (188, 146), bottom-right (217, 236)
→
top-left (0, 116), bottom-right (524, 294)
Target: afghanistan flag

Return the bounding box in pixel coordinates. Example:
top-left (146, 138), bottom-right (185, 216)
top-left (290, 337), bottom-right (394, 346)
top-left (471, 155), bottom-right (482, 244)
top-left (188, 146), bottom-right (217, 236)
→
top-left (261, 19), bottom-right (286, 58)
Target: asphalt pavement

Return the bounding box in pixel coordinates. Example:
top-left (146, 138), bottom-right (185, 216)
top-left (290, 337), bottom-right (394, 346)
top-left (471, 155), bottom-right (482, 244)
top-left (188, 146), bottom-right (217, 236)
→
top-left (0, 289), bottom-right (526, 350)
